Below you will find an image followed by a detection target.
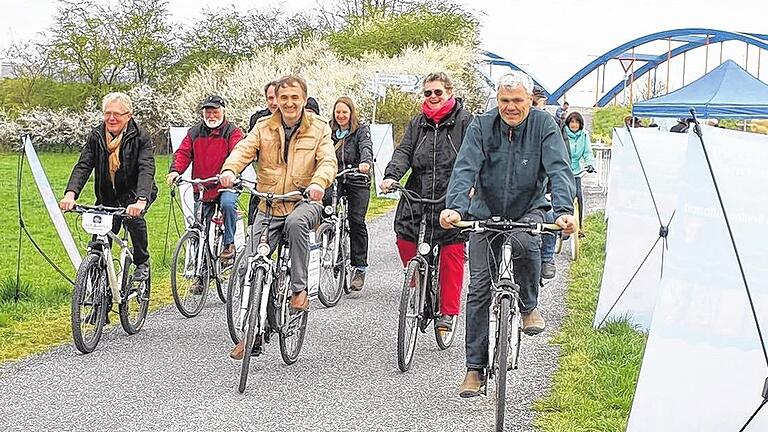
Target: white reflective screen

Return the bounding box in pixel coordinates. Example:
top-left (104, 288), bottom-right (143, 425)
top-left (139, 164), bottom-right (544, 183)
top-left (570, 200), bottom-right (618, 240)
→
top-left (628, 126), bottom-right (768, 431)
top-left (370, 124), bottom-right (397, 199)
top-left (594, 128), bottom-right (687, 330)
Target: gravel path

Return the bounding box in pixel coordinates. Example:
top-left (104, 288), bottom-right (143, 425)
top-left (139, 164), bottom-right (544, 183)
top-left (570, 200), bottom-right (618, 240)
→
top-left (0, 197), bottom-right (602, 431)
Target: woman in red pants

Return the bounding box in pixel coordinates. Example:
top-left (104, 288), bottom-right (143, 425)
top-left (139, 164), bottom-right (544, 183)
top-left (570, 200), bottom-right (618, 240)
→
top-left (381, 72), bottom-right (474, 331)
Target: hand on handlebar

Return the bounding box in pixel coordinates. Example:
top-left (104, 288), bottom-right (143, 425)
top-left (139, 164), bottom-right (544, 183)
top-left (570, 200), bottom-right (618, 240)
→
top-left (439, 209), bottom-right (461, 229)
top-left (126, 199), bottom-right (147, 217)
top-left (358, 163), bottom-right (370, 174)
top-left (59, 191), bottom-right (76, 212)
top-left (306, 183), bottom-right (325, 202)
top-left (556, 214), bottom-right (578, 235)
top-left (380, 178), bottom-right (397, 193)
top-left (585, 165), bottom-right (596, 174)
top-left (219, 170), bottom-right (236, 188)
top-left (166, 171), bottom-right (180, 187)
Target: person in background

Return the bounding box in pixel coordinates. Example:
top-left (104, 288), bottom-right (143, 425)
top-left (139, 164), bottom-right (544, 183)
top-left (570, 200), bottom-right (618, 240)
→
top-left (562, 111), bottom-right (595, 238)
top-left (305, 97), bottom-right (321, 116)
top-left (555, 101), bottom-right (569, 125)
top-left (327, 96), bottom-right (373, 290)
top-left (246, 81), bottom-right (279, 228)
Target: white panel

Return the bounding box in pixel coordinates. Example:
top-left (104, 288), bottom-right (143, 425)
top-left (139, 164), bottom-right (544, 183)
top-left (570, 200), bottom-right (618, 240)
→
top-left (628, 126), bottom-right (768, 431)
top-left (24, 137), bottom-right (81, 270)
top-left (594, 128), bottom-right (688, 330)
top-left (369, 124), bottom-right (398, 199)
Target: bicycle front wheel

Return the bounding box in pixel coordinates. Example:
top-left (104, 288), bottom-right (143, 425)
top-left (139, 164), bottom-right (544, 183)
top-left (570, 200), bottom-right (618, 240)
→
top-left (71, 254), bottom-right (108, 354)
top-left (435, 315), bottom-right (458, 350)
top-left (397, 260), bottom-right (422, 372)
top-left (171, 231), bottom-right (209, 318)
top-left (119, 264), bottom-right (151, 335)
top-left (316, 223), bottom-right (343, 308)
top-left (494, 296), bottom-right (512, 432)
top-left (279, 271), bottom-right (309, 365)
top-left (238, 267), bottom-right (265, 394)
top-left (226, 252), bottom-right (247, 344)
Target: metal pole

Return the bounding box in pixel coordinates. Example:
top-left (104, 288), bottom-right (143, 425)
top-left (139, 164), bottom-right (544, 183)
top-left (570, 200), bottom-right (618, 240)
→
top-left (629, 47), bottom-right (635, 106)
top-left (666, 37), bottom-right (671, 94)
top-left (682, 51), bottom-right (687, 86)
top-left (759, 48), bottom-right (762, 79)
top-left (746, 42), bottom-right (750, 71)
top-left (705, 34), bottom-right (710, 73)
top-left (720, 41), bottom-right (724, 64)
top-left (647, 71), bottom-right (651, 99)
top-left (601, 64), bottom-right (606, 93)
top-left (595, 67), bottom-right (600, 105)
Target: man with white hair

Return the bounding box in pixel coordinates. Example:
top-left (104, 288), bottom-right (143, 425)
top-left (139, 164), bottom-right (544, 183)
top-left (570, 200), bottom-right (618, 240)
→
top-left (439, 72), bottom-right (577, 397)
top-left (167, 95), bottom-right (244, 273)
top-left (60, 92), bottom-right (157, 283)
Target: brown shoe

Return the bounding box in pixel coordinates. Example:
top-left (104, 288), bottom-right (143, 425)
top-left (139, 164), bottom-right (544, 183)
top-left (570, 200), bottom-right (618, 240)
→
top-left (229, 340), bottom-right (245, 360)
top-left (522, 308), bottom-right (546, 335)
top-left (289, 290), bottom-right (309, 311)
top-left (458, 370), bottom-right (485, 398)
top-left (220, 244), bottom-right (236, 260)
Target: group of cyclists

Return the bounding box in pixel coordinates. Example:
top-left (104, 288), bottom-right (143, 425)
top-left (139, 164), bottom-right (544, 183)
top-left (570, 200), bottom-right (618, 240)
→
top-left (58, 69), bottom-right (584, 398)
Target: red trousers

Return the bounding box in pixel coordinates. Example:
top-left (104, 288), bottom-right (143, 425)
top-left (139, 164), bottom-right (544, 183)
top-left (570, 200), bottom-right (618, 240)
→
top-left (395, 238), bottom-right (465, 316)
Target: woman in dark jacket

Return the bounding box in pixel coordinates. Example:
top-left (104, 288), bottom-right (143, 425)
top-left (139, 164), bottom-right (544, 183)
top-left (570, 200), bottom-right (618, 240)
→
top-left (381, 72), bottom-right (473, 331)
top-left (328, 96), bottom-right (374, 290)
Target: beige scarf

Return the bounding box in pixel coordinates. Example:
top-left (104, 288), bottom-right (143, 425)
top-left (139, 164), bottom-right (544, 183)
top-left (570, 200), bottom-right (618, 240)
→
top-left (105, 130), bottom-right (124, 185)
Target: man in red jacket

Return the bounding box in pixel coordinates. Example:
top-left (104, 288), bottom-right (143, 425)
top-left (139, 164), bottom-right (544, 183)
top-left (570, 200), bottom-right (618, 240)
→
top-left (167, 95), bottom-right (244, 267)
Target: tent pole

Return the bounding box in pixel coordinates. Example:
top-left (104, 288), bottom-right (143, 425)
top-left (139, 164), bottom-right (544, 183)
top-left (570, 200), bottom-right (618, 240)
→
top-left (666, 37), bottom-right (671, 95)
top-left (682, 51), bottom-right (687, 86)
top-left (705, 34), bottom-right (710, 73)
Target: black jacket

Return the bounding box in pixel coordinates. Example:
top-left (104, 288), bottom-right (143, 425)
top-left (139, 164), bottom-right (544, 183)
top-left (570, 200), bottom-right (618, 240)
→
top-left (332, 123), bottom-right (373, 186)
top-left (248, 108), bottom-right (272, 132)
top-left (384, 99), bottom-right (473, 245)
top-left (66, 118), bottom-right (158, 207)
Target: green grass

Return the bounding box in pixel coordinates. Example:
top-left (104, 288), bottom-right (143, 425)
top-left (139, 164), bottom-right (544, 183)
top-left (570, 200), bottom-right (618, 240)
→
top-left (533, 213), bottom-right (647, 432)
top-left (0, 152), bottom-right (397, 362)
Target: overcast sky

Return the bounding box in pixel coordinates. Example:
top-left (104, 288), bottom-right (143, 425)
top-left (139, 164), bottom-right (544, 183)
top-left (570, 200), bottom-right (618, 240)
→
top-left (1, 0), bottom-right (765, 105)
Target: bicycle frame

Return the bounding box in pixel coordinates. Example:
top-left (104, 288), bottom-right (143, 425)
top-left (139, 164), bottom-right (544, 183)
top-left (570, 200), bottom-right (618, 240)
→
top-left (176, 177), bottom-right (225, 281)
top-left (89, 231), bottom-right (132, 305)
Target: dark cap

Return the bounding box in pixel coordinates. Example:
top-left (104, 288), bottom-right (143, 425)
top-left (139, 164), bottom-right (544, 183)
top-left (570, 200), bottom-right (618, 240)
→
top-left (201, 95), bottom-right (226, 109)
top-left (305, 97), bottom-right (320, 115)
top-left (532, 86), bottom-right (546, 100)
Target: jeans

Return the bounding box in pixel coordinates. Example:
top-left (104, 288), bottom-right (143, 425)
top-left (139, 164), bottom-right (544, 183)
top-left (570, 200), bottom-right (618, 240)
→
top-left (465, 209), bottom-right (543, 370)
top-left (199, 191), bottom-right (238, 246)
top-left (540, 209), bottom-right (556, 263)
top-left (247, 201), bottom-right (322, 293)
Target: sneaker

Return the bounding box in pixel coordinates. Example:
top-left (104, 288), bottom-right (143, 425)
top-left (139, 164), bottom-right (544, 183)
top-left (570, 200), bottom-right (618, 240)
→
top-left (220, 243), bottom-right (236, 260)
top-left (522, 308), bottom-right (546, 335)
top-left (189, 278), bottom-right (204, 295)
top-left (458, 369), bottom-right (485, 398)
top-left (133, 263), bottom-right (149, 281)
top-left (350, 268), bottom-right (366, 291)
top-left (541, 261), bottom-right (556, 280)
top-left (435, 314), bottom-right (454, 332)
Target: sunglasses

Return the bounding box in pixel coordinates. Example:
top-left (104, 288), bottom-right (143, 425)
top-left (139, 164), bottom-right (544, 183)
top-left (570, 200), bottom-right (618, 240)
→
top-left (423, 89), bottom-right (444, 97)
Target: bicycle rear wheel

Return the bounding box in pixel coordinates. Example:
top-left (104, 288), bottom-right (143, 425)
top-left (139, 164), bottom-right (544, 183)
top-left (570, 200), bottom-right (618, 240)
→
top-left (171, 231), bottom-right (209, 318)
top-left (279, 270), bottom-right (309, 365)
top-left (397, 260), bottom-right (422, 372)
top-left (317, 223), bottom-right (344, 308)
top-left (226, 252), bottom-right (247, 344)
top-left (71, 254), bottom-right (108, 354)
top-left (238, 267), bottom-right (265, 394)
top-left (119, 263), bottom-right (151, 335)
top-left (494, 296), bottom-right (512, 432)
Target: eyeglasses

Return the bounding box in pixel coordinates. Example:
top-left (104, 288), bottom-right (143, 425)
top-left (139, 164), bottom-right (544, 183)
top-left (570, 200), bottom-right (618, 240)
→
top-left (423, 89), bottom-right (444, 97)
top-left (103, 111), bottom-right (130, 119)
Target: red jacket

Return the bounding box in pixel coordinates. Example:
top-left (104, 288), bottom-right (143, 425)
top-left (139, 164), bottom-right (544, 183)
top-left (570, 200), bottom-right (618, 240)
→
top-left (171, 119), bottom-right (244, 201)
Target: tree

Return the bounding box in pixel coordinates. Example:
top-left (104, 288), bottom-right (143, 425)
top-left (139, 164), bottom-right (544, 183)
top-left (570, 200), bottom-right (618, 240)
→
top-left (117, 0), bottom-right (175, 84)
top-left (3, 41), bottom-right (54, 107)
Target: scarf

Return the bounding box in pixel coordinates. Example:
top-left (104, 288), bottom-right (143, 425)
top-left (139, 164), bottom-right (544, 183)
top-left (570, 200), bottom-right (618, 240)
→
top-left (105, 130), bottom-right (124, 185)
top-left (422, 97), bottom-right (456, 124)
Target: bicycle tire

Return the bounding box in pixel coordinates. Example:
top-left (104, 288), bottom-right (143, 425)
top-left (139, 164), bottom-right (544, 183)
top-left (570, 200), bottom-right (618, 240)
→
top-left (119, 263), bottom-right (151, 335)
top-left (226, 252), bottom-right (247, 344)
top-left (317, 223), bottom-right (344, 308)
top-left (434, 315), bottom-right (458, 350)
top-left (494, 296), bottom-right (512, 432)
top-left (340, 223), bottom-right (352, 295)
top-left (238, 267), bottom-right (265, 394)
top-left (213, 229), bottom-right (229, 304)
top-left (397, 260), bottom-right (422, 372)
top-left (170, 231), bottom-right (209, 318)
top-left (71, 254), bottom-right (108, 354)
top-left (279, 269), bottom-right (309, 365)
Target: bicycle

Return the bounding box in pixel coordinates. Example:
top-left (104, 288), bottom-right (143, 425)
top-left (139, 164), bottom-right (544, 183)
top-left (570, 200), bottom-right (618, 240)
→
top-left (223, 179), bottom-right (312, 393)
top-left (170, 176), bottom-right (236, 318)
top-left (69, 205), bottom-right (151, 354)
top-left (387, 183), bottom-right (458, 372)
top-left (454, 217), bottom-right (562, 432)
top-left (316, 167), bottom-right (370, 307)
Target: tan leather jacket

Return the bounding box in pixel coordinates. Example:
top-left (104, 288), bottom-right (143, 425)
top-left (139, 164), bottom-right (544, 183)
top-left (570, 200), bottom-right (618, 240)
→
top-left (222, 110), bottom-right (337, 216)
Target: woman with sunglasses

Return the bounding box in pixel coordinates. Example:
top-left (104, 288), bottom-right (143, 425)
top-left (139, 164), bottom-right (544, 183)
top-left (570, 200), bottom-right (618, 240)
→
top-left (381, 72), bottom-right (473, 333)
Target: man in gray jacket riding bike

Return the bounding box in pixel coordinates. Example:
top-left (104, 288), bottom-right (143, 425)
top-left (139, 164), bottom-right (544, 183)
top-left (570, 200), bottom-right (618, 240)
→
top-left (439, 72), bottom-right (577, 398)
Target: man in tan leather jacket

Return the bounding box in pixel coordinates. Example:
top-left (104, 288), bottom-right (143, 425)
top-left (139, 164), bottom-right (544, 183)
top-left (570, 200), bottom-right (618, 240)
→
top-left (220, 74), bottom-right (337, 360)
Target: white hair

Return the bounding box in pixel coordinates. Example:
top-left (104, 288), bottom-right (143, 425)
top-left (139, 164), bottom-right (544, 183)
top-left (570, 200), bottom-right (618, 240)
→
top-left (101, 92), bottom-right (133, 113)
top-left (496, 72), bottom-right (534, 95)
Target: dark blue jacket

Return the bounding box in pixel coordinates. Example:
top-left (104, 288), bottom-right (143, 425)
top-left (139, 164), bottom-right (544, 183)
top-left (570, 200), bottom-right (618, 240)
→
top-left (446, 108), bottom-right (574, 221)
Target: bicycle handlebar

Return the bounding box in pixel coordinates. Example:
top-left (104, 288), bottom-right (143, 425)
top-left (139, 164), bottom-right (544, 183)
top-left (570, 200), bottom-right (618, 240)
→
top-left (336, 168), bottom-right (369, 179)
top-left (221, 178), bottom-right (306, 203)
top-left (385, 183), bottom-right (445, 205)
top-left (69, 204), bottom-right (127, 215)
top-left (175, 175), bottom-right (220, 186)
top-left (453, 218), bottom-right (562, 234)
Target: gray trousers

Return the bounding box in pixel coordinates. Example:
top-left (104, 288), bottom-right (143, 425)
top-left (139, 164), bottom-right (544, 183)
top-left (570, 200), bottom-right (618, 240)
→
top-left (465, 209), bottom-right (544, 370)
top-left (247, 201), bottom-right (323, 294)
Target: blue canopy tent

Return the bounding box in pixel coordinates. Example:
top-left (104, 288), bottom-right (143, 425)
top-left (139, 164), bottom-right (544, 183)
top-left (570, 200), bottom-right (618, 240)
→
top-left (633, 60), bottom-right (768, 119)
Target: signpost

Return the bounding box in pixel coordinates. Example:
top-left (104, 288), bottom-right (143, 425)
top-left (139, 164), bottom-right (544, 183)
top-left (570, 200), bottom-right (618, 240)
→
top-left (368, 72), bottom-right (421, 123)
